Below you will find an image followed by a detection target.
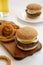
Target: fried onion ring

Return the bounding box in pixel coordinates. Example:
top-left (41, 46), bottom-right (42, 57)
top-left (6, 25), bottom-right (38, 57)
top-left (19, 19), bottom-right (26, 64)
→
top-left (0, 55), bottom-right (11, 65)
top-left (2, 24), bottom-right (15, 38)
top-left (6, 22), bottom-right (20, 29)
top-left (0, 24), bottom-right (15, 42)
top-left (0, 20), bottom-right (20, 42)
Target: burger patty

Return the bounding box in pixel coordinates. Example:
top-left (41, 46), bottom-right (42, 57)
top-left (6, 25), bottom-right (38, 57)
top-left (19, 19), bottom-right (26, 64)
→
top-left (26, 12), bottom-right (41, 18)
top-left (16, 39), bottom-right (38, 48)
top-left (26, 10), bottom-right (41, 15)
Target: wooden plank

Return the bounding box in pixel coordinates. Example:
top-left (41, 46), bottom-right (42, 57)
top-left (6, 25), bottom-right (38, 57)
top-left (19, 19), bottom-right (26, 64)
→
top-left (1, 41), bottom-right (42, 60)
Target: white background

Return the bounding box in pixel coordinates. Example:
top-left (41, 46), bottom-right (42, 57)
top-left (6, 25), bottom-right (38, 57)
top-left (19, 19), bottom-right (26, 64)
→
top-left (0, 0), bottom-right (43, 65)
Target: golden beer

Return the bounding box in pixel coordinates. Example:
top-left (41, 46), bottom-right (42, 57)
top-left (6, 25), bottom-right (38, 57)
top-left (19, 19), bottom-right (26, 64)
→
top-left (0, 0), bottom-right (8, 17)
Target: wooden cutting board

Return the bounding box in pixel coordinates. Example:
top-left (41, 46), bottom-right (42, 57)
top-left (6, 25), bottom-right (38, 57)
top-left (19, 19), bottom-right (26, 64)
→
top-left (1, 41), bottom-right (42, 60)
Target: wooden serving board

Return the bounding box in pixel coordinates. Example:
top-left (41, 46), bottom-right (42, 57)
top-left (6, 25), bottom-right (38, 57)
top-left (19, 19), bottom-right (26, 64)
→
top-left (1, 41), bottom-right (42, 60)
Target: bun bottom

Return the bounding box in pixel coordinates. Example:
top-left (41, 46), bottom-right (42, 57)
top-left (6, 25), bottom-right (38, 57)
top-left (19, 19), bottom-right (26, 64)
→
top-left (26, 12), bottom-right (41, 18)
top-left (17, 43), bottom-right (38, 51)
top-left (16, 39), bottom-right (38, 51)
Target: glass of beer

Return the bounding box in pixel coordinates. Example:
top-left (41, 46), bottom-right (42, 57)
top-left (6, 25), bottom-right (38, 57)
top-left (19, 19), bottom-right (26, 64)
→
top-left (0, 0), bottom-right (9, 18)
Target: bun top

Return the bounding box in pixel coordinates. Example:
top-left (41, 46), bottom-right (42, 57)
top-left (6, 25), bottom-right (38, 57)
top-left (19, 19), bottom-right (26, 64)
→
top-left (16, 27), bottom-right (38, 40)
top-left (26, 3), bottom-right (41, 10)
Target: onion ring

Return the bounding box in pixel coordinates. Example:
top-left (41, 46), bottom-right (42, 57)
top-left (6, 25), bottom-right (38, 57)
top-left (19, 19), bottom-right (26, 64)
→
top-left (0, 20), bottom-right (19, 42)
top-left (0, 55), bottom-right (11, 65)
top-left (1, 24), bottom-right (15, 38)
top-left (0, 20), bottom-right (7, 27)
top-left (7, 22), bottom-right (20, 29)
top-left (0, 24), bottom-right (15, 42)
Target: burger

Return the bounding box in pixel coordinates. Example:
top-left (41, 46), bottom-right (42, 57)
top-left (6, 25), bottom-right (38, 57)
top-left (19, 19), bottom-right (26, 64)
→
top-left (16, 27), bottom-right (38, 51)
top-left (25, 3), bottom-right (42, 18)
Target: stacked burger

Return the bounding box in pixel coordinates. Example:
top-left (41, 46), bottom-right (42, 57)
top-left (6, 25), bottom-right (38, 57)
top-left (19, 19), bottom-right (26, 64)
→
top-left (16, 27), bottom-right (38, 51)
top-left (25, 3), bottom-right (42, 18)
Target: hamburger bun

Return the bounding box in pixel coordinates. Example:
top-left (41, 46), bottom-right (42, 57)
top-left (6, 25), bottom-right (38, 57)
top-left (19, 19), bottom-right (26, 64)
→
top-left (16, 27), bottom-right (38, 51)
top-left (16, 27), bottom-right (38, 41)
top-left (25, 3), bottom-right (42, 18)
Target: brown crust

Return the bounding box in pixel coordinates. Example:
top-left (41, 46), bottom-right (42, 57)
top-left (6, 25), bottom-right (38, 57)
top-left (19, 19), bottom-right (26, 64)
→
top-left (0, 55), bottom-right (11, 65)
top-left (16, 27), bottom-right (38, 40)
top-left (26, 3), bottom-right (42, 10)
